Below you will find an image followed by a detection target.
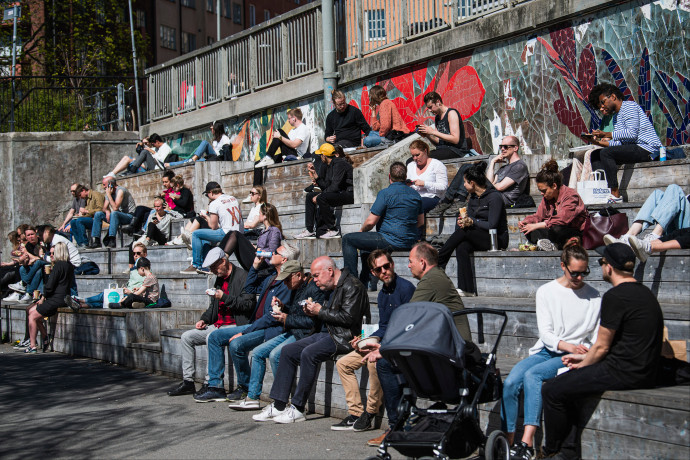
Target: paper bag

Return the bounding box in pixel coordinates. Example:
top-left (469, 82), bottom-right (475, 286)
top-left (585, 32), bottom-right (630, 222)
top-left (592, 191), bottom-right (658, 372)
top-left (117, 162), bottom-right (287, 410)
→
top-left (577, 170), bottom-right (611, 205)
top-left (103, 283), bottom-right (124, 309)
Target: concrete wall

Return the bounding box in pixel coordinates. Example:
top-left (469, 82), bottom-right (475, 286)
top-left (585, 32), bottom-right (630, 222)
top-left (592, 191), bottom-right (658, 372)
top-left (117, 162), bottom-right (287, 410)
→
top-left (0, 132), bottom-right (139, 256)
top-left (142, 0), bottom-right (689, 162)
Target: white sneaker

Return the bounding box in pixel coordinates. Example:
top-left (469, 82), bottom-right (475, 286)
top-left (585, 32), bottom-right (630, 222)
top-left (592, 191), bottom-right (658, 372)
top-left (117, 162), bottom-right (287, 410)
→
top-left (606, 194), bottom-right (623, 204)
top-left (252, 402), bottom-right (282, 422)
top-left (2, 291), bottom-right (22, 304)
top-left (166, 235), bottom-right (183, 246)
top-left (456, 288), bottom-right (476, 297)
top-left (8, 281), bottom-right (26, 293)
top-left (642, 233), bottom-right (661, 244)
top-left (16, 293), bottom-right (32, 304)
top-left (255, 156), bottom-right (275, 168)
top-left (272, 404), bottom-right (306, 424)
top-left (180, 231), bottom-right (193, 249)
top-left (229, 397), bottom-right (261, 411)
top-left (293, 229), bottom-right (316, 239)
top-left (603, 234), bottom-right (619, 246)
top-left (537, 239), bottom-right (558, 251)
top-left (242, 194), bottom-right (253, 204)
top-left (628, 235), bottom-right (651, 263)
top-left (148, 239), bottom-right (158, 247)
top-left (320, 230), bottom-right (341, 239)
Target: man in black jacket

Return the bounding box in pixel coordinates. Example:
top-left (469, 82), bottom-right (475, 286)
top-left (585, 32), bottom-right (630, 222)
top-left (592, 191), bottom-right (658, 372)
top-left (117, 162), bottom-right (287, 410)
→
top-left (295, 144), bottom-right (354, 239)
top-left (167, 248), bottom-right (254, 396)
top-left (253, 256), bottom-right (370, 424)
top-left (324, 90), bottom-right (371, 148)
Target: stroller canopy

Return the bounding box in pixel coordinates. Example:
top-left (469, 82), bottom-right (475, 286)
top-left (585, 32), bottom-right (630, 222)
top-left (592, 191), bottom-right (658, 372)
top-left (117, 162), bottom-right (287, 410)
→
top-left (381, 301), bottom-right (467, 369)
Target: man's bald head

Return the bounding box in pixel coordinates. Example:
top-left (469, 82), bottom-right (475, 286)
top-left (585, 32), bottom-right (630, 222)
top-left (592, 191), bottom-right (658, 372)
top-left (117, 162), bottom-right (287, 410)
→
top-left (311, 256), bottom-right (340, 291)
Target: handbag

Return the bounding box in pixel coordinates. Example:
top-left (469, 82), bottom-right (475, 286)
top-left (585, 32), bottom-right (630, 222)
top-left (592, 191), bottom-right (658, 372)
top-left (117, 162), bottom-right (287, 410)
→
top-left (577, 170), bottom-right (611, 205)
top-left (582, 208), bottom-right (629, 249)
top-left (103, 283), bottom-right (124, 309)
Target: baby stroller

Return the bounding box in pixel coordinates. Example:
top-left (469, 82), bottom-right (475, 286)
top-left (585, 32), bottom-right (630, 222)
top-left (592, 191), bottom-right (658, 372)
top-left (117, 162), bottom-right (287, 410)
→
top-left (368, 302), bottom-right (509, 460)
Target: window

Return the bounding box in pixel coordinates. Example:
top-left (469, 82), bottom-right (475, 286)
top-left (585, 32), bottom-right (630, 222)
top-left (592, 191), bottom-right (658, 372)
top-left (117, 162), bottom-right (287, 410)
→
top-left (181, 31), bottom-right (197, 53)
top-left (249, 4), bottom-right (255, 27)
top-left (160, 25), bottom-right (176, 50)
top-left (181, 0), bottom-right (195, 8)
top-left (223, 0), bottom-right (232, 18)
top-left (365, 10), bottom-right (386, 41)
top-left (264, 9), bottom-right (270, 21)
top-left (206, 0), bottom-right (214, 12)
top-left (233, 3), bottom-right (242, 24)
top-left (135, 9), bottom-right (146, 28)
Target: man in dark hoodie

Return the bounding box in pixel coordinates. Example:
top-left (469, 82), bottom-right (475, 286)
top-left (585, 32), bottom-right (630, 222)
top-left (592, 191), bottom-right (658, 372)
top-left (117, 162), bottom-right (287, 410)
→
top-left (252, 256), bottom-right (370, 424)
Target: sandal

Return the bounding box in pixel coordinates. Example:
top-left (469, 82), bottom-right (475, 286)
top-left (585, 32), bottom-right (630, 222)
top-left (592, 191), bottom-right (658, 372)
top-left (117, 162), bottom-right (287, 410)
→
top-left (24, 346), bottom-right (37, 354)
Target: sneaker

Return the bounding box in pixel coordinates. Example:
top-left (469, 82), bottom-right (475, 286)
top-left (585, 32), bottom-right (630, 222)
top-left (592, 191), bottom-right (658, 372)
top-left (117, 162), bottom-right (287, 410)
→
top-left (8, 281), bottom-right (26, 293)
top-left (255, 156), bottom-right (275, 168)
top-left (16, 293), bottom-right (32, 305)
top-left (168, 380), bottom-right (196, 396)
top-left (167, 235), bottom-right (184, 246)
top-left (273, 404), bottom-right (305, 424)
top-left (293, 229), bottom-right (316, 239)
top-left (320, 230), bottom-right (341, 239)
top-left (642, 233), bottom-right (661, 244)
top-left (536, 239), bottom-right (558, 251)
top-left (510, 441), bottom-right (535, 460)
top-left (607, 194), bottom-right (623, 204)
top-left (228, 397), bottom-right (261, 410)
top-left (226, 387), bottom-right (248, 402)
top-left (242, 194), bottom-right (253, 204)
top-left (603, 234), bottom-right (619, 246)
top-left (3, 291), bottom-right (22, 304)
top-left (14, 339), bottom-right (30, 349)
top-left (194, 383), bottom-right (209, 398)
top-left (253, 402), bottom-right (283, 422)
top-left (431, 200), bottom-right (453, 215)
top-left (180, 231), bottom-right (192, 249)
top-left (628, 235), bottom-right (650, 263)
top-left (180, 265), bottom-right (198, 275)
top-left (64, 295), bottom-right (81, 313)
top-left (353, 411), bottom-right (375, 432)
top-left (367, 429), bottom-right (390, 447)
top-left (24, 346), bottom-right (37, 354)
top-left (456, 288), bottom-right (476, 297)
top-left (193, 386), bottom-right (227, 402)
top-left (196, 267), bottom-right (211, 275)
top-left (331, 414), bottom-right (358, 431)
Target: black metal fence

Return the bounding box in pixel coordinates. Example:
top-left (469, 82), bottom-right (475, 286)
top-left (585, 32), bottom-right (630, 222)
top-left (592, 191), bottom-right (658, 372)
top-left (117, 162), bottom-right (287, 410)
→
top-left (0, 76), bottom-right (146, 133)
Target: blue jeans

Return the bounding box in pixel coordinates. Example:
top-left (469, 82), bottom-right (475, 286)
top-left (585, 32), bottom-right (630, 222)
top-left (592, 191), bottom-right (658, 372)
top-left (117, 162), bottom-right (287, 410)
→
top-left (363, 131), bottom-right (393, 148)
top-left (501, 348), bottom-right (565, 432)
top-left (168, 141), bottom-right (215, 166)
top-left (192, 228), bottom-right (227, 268)
top-left (206, 324), bottom-right (250, 389)
top-left (108, 211), bottom-right (133, 237)
top-left (247, 332), bottom-right (296, 399)
top-left (342, 232), bottom-right (400, 285)
top-left (376, 357), bottom-right (405, 426)
top-left (70, 217), bottom-right (94, 246)
top-left (20, 261), bottom-right (46, 294)
top-left (633, 184), bottom-right (689, 234)
top-left (85, 292), bottom-right (104, 308)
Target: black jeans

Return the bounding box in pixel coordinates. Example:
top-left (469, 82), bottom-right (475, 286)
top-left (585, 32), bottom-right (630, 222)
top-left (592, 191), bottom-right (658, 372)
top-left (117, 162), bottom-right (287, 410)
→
top-left (266, 129), bottom-right (298, 163)
top-left (376, 357), bottom-right (406, 426)
top-left (128, 224), bottom-right (168, 265)
top-left (269, 332), bottom-right (337, 409)
top-left (304, 191), bottom-right (354, 236)
top-left (429, 146), bottom-right (466, 161)
top-left (443, 163), bottom-right (476, 202)
top-left (131, 206), bottom-right (152, 231)
top-left (590, 144), bottom-right (650, 189)
top-left (542, 362), bottom-right (630, 459)
top-left (527, 225), bottom-right (582, 249)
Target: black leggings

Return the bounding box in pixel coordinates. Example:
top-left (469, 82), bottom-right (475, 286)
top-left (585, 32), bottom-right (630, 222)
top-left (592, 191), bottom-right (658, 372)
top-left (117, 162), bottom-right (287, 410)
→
top-left (527, 225), bottom-right (582, 249)
top-left (590, 144), bottom-right (650, 189)
top-left (218, 230), bottom-right (256, 271)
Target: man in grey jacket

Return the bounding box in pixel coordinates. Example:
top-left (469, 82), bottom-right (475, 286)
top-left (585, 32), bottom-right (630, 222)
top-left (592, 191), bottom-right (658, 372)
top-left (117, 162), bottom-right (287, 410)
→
top-left (252, 256), bottom-right (370, 424)
top-left (167, 248), bottom-right (253, 397)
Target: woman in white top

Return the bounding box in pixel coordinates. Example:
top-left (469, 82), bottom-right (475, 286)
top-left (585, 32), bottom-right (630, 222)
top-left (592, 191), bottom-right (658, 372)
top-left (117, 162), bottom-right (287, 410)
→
top-left (501, 239), bottom-right (601, 459)
top-left (406, 139), bottom-right (448, 211)
top-left (166, 121), bottom-right (231, 167)
top-left (244, 185), bottom-right (267, 239)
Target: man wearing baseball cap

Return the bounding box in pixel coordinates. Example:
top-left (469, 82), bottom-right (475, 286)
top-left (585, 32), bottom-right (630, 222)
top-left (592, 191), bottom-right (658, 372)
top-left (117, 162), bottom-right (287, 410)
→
top-left (180, 182), bottom-right (243, 275)
top-left (294, 143), bottom-right (354, 239)
top-left (540, 243), bottom-right (663, 459)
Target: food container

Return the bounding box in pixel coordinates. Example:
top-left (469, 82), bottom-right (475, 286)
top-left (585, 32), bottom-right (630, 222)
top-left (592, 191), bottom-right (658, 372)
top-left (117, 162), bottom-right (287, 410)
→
top-left (356, 336), bottom-right (381, 349)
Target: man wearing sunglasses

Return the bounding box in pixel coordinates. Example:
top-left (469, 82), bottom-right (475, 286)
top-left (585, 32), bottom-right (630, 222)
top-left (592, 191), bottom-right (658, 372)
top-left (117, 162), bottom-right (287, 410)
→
top-left (332, 249), bottom-right (415, 434)
top-left (541, 243), bottom-right (663, 460)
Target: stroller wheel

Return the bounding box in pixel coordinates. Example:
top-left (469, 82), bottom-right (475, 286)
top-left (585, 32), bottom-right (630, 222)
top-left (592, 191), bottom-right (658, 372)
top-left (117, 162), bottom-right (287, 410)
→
top-left (485, 430), bottom-right (510, 460)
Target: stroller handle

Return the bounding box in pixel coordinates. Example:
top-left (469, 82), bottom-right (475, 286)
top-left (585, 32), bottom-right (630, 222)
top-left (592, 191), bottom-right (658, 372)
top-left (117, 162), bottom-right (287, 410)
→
top-left (452, 308), bottom-right (508, 358)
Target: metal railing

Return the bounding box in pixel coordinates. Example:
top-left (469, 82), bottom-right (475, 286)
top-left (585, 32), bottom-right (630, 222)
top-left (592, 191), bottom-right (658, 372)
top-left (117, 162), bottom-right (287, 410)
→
top-left (0, 76), bottom-right (144, 132)
top-left (145, 0), bottom-right (525, 121)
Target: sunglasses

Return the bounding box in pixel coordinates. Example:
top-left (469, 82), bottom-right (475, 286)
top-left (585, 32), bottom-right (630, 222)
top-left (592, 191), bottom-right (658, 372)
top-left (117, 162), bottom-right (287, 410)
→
top-left (372, 262), bottom-right (391, 274)
top-left (565, 265), bottom-right (590, 278)
top-left (598, 258), bottom-right (608, 266)
top-left (249, 191), bottom-right (259, 196)
top-left (133, 251), bottom-right (144, 255)
top-left (498, 144), bottom-right (518, 149)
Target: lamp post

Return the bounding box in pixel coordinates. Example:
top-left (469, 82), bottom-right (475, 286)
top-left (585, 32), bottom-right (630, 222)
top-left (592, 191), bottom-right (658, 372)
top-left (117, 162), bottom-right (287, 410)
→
top-left (4, 4), bottom-right (20, 132)
top-left (127, 0), bottom-right (141, 129)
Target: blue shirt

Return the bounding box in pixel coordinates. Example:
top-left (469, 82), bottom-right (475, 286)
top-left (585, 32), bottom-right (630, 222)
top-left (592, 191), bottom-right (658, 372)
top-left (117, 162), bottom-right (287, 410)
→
top-left (242, 266), bottom-right (291, 340)
top-left (373, 274), bottom-right (416, 339)
top-left (610, 101), bottom-right (662, 154)
top-left (370, 181), bottom-right (423, 248)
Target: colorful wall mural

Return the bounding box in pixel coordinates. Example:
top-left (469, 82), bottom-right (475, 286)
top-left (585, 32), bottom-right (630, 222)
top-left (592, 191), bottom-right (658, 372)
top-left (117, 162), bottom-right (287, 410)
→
top-left (170, 0), bottom-right (689, 161)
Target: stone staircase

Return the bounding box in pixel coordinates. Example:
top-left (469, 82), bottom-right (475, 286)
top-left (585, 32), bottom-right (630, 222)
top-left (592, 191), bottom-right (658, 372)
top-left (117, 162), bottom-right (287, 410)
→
top-left (2, 145), bottom-right (689, 459)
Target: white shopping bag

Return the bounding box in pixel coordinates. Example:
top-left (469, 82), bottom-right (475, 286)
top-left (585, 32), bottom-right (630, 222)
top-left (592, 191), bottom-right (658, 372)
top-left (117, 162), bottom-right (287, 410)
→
top-left (577, 170), bottom-right (610, 205)
top-left (103, 283), bottom-right (124, 309)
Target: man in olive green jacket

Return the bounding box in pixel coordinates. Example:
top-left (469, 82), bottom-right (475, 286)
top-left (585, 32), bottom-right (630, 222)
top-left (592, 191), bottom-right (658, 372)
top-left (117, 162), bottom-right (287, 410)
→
top-left (69, 185), bottom-right (105, 248)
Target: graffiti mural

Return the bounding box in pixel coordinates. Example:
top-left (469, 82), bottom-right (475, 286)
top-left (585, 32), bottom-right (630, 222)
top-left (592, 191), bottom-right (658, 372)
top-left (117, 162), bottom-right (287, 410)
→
top-left (173, 0), bottom-right (688, 161)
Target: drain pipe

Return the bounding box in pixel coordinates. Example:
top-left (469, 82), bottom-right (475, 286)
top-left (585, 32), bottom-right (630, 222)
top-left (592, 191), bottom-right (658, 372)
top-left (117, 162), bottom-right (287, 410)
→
top-left (321, 0), bottom-right (338, 109)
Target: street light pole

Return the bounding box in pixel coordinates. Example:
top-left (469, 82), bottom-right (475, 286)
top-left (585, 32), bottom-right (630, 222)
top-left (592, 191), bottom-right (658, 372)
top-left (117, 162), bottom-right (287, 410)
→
top-left (9, 5), bottom-right (19, 132)
top-left (217, 0), bottom-right (221, 41)
top-left (127, 0), bottom-right (142, 129)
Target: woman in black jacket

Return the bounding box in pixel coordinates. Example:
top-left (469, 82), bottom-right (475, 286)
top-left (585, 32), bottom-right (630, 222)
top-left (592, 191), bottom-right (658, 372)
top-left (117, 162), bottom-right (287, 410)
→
top-left (25, 243), bottom-right (75, 353)
top-left (438, 162), bottom-right (509, 295)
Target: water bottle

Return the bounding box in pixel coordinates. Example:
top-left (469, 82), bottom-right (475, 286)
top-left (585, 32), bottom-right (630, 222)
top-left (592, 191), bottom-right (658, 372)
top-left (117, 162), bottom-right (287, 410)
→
top-left (659, 146), bottom-right (667, 162)
top-left (489, 229), bottom-right (498, 252)
top-left (256, 250), bottom-right (272, 258)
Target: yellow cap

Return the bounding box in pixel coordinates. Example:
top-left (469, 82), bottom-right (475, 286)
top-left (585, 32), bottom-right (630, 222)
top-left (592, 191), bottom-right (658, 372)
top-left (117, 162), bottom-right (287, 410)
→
top-left (315, 143), bottom-right (335, 157)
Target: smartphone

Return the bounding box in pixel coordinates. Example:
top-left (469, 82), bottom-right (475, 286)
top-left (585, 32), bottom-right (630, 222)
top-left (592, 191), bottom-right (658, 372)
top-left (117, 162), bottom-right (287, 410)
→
top-left (580, 132), bottom-right (594, 138)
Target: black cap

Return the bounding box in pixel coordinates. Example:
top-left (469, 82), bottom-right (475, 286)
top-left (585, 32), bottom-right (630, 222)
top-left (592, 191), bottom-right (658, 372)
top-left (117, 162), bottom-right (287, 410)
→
top-left (596, 243), bottom-right (636, 271)
top-left (203, 181), bottom-right (222, 195)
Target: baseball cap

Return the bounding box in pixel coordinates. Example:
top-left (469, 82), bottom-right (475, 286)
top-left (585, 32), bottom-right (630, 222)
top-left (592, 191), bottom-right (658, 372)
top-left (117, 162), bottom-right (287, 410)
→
top-left (203, 181), bottom-right (222, 195)
top-left (596, 243), bottom-right (636, 271)
top-left (202, 247), bottom-right (227, 268)
top-left (315, 143), bottom-right (335, 157)
top-left (275, 260), bottom-right (304, 281)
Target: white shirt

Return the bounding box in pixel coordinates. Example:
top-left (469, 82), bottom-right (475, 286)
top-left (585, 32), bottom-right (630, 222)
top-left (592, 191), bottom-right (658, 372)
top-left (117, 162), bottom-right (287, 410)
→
top-left (288, 123), bottom-right (310, 156)
top-left (51, 233), bottom-right (83, 267)
top-left (212, 134), bottom-right (231, 155)
top-left (406, 158), bottom-right (448, 199)
top-left (152, 143), bottom-right (171, 167)
top-left (245, 203), bottom-right (264, 230)
top-left (209, 194), bottom-right (244, 233)
top-left (530, 279), bottom-right (601, 355)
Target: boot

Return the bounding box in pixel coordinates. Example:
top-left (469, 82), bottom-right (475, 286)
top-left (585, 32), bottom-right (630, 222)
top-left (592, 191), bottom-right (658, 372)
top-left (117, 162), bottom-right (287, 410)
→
top-left (121, 217), bottom-right (141, 235)
top-left (104, 236), bottom-right (117, 248)
top-left (87, 237), bottom-right (101, 249)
